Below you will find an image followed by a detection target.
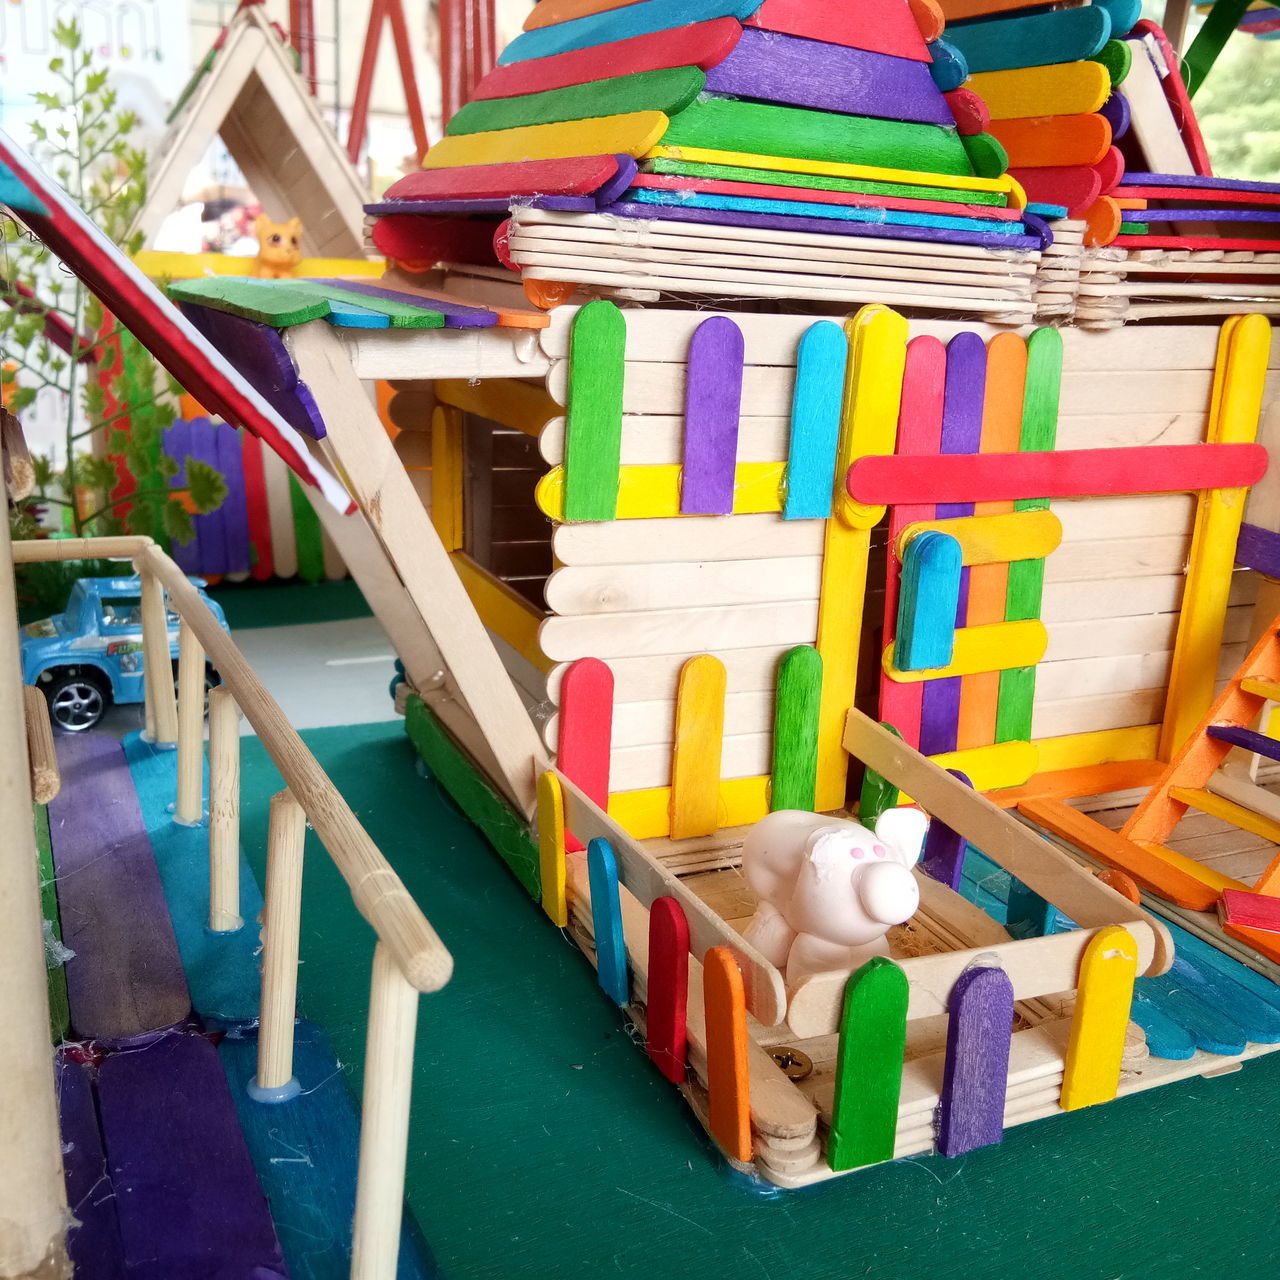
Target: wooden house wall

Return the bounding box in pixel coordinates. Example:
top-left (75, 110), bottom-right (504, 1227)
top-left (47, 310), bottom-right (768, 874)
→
top-left (530, 309), bottom-right (1280, 796)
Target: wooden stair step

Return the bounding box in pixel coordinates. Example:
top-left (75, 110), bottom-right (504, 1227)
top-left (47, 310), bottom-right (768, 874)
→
top-left (1240, 677), bottom-right (1280, 703)
top-left (48, 733), bottom-right (190, 1042)
top-left (1168, 786), bottom-right (1280, 845)
top-left (97, 1031), bottom-right (287, 1280)
top-left (57, 1055), bottom-right (127, 1279)
top-left (1205, 724), bottom-right (1280, 763)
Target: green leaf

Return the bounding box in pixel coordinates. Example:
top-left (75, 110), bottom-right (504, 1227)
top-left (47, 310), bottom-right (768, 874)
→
top-left (158, 454), bottom-right (180, 480)
top-left (126, 501), bottom-right (156, 539)
top-left (184, 458), bottom-right (227, 515)
top-left (31, 455), bottom-right (56, 487)
top-left (163, 500), bottom-right (195, 546)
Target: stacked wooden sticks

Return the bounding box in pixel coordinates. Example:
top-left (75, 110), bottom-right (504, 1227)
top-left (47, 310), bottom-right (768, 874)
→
top-left (367, 0), bottom-right (1052, 321)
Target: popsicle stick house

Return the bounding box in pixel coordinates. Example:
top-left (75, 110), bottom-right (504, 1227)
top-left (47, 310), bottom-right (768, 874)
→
top-left (155, 0), bottom-right (1280, 1186)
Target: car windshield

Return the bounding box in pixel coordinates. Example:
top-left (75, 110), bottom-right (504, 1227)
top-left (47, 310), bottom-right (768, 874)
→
top-left (102, 597), bottom-right (143, 626)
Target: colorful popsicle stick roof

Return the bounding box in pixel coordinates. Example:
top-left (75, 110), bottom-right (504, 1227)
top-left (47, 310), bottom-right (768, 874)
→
top-left (379, 0), bottom-right (1020, 217)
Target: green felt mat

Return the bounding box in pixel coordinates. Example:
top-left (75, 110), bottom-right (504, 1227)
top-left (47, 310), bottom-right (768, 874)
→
top-left (208, 578), bottom-right (372, 630)
top-left (239, 721), bottom-right (1280, 1280)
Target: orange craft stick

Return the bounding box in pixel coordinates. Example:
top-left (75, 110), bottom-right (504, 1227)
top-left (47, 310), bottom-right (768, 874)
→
top-left (704, 946), bottom-right (752, 1162)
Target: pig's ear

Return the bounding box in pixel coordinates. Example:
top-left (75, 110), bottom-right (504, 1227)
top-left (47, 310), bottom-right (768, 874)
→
top-left (873, 806), bottom-right (929, 867)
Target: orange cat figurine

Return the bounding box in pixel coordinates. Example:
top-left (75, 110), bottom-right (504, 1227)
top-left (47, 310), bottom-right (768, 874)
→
top-left (252, 215), bottom-right (302, 279)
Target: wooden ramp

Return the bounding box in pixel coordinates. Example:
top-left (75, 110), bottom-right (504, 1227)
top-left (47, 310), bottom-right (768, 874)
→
top-left (48, 733), bottom-right (191, 1043)
top-left (96, 1032), bottom-right (287, 1280)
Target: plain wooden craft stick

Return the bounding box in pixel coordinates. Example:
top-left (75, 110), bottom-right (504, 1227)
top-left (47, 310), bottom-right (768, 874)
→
top-left (176, 619), bottom-right (205, 825)
top-left (256, 789), bottom-right (307, 1091)
top-left (207, 686), bottom-right (243, 932)
top-left (22, 685), bottom-right (59, 805)
top-left (139, 563), bottom-right (179, 744)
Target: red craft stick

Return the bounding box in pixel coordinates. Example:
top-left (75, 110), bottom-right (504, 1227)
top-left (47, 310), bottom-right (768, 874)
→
top-left (747, 0), bottom-right (931, 62)
top-left (385, 155), bottom-right (621, 202)
top-left (646, 897), bottom-right (690, 1083)
top-left (558, 657), bottom-right (614, 852)
top-left (1219, 888), bottom-right (1280, 935)
top-left (848, 443), bottom-right (1268, 506)
top-left (240, 432), bottom-right (274, 581)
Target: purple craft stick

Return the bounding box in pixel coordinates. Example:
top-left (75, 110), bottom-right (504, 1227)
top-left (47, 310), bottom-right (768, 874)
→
top-left (1100, 92), bottom-right (1131, 140)
top-left (315, 278), bottom-right (499, 328)
top-left (1235, 521), bottom-right (1280, 577)
top-left (97, 1032), bottom-right (288, 1280)
top-left (681, 316), bottom-right (745, 514)
top-left (603, 200), bottom-right (1043, 250)
top-left (58, 1055), bottom-right (128, 1279)
top-left (1122, 207), bottom-right (1280, 222)
top-left (937, 965), bottom-right (1015, 1158)
top-left (705, 26), bottom-right (954, 126)
top-left (1123, 170), bottom-right (1280, 193)
top-left (48, 734), bottom-right (191, 1042)
top-left (919, 334), bottom-right (986, 758)
top-left (180, 304), bottom-right (328, 439)
top-left (596, 155), bottom-right (642, 206)
top-left (215, 421), bottom-right (252, 575)
top-left (188, 417), bottom-right (227, 576)
top-left (163, 418), bottom-right (199, 574)
top-left (364, 194), bottom-right (597, 215)
top-left (921, 769), bottom-right (973, 891)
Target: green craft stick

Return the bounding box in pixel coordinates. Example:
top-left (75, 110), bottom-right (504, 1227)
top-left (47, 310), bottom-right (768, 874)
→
top-left (286, 281), bottom-right (447, 329)
top-left (404, 696), bottom-right (541, 896)
top-left (167, 276), bottom-right (332, 327)
top-left (35, 804), bottom-right (69, 1043)
top-left (1091, 39), bottom-right (1132, 86)
top-left (771, 646), bottom-right (823, 811)
top-left (828, 957), bottom-right (909, 1171)
top-left (646, 157), bottom-right (1008, 206)
top-left (997, 326), bottom-right (1063, 744)
top-left (858, 721), bottom-right (903, 827)
top-left (662, 97), bottom-right (977, 178)
top-left (1184, 0), bottom-right (1253, 97)
top-left (448, 67), bottom-right (705, 136)
top-left (564, 300), bottom-right (626, 522)
top-left (288, 472), bottom-right (326, 583)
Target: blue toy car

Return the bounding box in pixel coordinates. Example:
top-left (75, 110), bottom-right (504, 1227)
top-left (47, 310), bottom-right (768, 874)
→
top-left (20, 575), bottom-right (230, 732)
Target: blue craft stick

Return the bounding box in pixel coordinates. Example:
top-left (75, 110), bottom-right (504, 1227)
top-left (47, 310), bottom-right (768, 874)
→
top-left (1128, 991), bottom-right (1197, 1060)
top-left (894, 531), bottom-right (962, 671)
top-left (1166, 954), bottom-right (1280, 1043)
top-left (926, 41), bottom-right (969, 92)
top-left (1132, 973), bottom-right (1249, 1056)
top-left (1161, 917), bottom-right (1280, 1014)
top-left (625, 186), bottom-right (1026, 235)
top-left (1026, 203), bottom-right (1070, 219)
top-left (1094, 0), bottom-right (1142, 37)
top-left (588, 838), bottom-right (629, 1007)
top-left (319, 297), bottom-right (392, 329)
top-left (784, 321), bottom-right (847, 520)
top-left (945, 6), bottom-right (1110, 75)
top-left (499, 0), bottom-right (760, 64)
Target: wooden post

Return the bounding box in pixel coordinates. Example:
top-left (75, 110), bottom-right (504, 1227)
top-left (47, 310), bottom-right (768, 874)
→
top-left (351, 943), bottom-right (419, 1280)
top-left (208, 686), bottom-right (243, 932)
top-left (253, 789), bottom-right (307, 1098)
top-left (139, 563), bottom-right (179, 745)
top-left (175, 620), bottom-right (205, 824)
top-left (0, 507), bottom-right (71, 1278)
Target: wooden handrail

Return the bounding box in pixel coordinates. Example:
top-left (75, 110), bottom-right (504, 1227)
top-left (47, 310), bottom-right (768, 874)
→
top-left (10, 536), bottom-right (452, 994)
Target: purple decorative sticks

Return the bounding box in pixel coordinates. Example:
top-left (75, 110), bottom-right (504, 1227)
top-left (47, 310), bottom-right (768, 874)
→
top-left (681, 316), bottom-right (745, 514)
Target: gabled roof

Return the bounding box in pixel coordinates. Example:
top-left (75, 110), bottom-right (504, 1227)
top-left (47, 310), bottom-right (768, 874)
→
top-left (131, 2), bottom-right (367, 258)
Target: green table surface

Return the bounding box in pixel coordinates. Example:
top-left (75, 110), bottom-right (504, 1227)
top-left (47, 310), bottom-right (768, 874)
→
top-left (240, 721), bottom-right (1280, 1280)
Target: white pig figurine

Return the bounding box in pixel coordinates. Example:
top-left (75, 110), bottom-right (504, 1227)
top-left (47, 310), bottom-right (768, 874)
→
top-left (741, 808), bottom-right (929, 989)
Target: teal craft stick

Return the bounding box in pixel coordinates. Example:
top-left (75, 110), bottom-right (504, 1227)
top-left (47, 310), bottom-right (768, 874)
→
top-left (784, 321), bottom-right (848, 520)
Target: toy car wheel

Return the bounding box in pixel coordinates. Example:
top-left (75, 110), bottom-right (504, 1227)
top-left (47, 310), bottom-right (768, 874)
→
top-left (170, 660), bottom-right (223, 716)
top-left (44, 672), bottom-right (109, 733)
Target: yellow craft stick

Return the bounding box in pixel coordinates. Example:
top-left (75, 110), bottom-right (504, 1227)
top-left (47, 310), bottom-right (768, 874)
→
top-left (815, 306), bottom-right (907, 811)
top-left (1061, 925), bottom-right (1138, 1111)
top-left (669, 655), bottom-right (727, 839)
top-left (897, 510), bottom-right (1062, 566)
top-left (1138, 843), bottom-right (1250, 895)
top-left (435, 378), bottom-right (561, 436)
top-left (608, 776), bottom-right (770, 841)
top-left (538, 771), bottom-right (568, 927)
top-left (430, 406), bottom-right (464, 552)
top-left (1169, 786), bottom-right (1280, 846)
top-left (881, 620), bottom-right (1048, 682)
top-left (1032, 725), bottom-right (1160, 773)
top-left (1159, 315), bottom-right (1272, 759)
top-left (424, 111), bottom-right (670, 168)
top-left (450, 553), bottom-right (552, 672)
top-left (133, 250), bottom-right (384, 279)
top-left (536, 462), bottom-right (785, 521)
top-left (927, 740), bottom-right (1039, 792)
top-left (968, 63), bottom-right (1111, 121)
top-left (648, 144), bottom-right (1026, 204)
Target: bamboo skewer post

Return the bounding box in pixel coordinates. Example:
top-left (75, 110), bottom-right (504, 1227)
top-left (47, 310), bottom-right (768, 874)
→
top-left (0, 510), bottom-right (71, 1278)
top-left (351, 942), bottom-right (420, 1280)
top-left (175, 620), bottom-right (205, 824)
top-left (207, 686), bottom-right (243, 932)
top-left (253, 789), bottom-right (307, 1100)
top-left (139, 562), bottom-right (179, 745)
